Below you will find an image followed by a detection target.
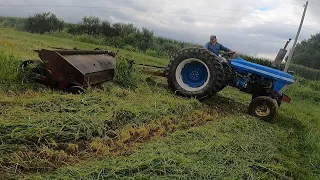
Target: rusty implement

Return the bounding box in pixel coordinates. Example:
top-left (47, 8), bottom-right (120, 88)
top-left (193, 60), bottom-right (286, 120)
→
top-left (30, 48), bottom-right (116, 94)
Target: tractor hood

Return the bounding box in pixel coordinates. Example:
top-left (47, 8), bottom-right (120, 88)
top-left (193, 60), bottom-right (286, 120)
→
top-left (230, 57), bottom-right (295, 85)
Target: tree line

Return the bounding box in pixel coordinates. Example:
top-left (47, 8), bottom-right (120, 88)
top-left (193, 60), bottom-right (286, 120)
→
top-left (292, 33), bottom-right (320, 70)
top-left (0, 12), bottom-right (201, 58)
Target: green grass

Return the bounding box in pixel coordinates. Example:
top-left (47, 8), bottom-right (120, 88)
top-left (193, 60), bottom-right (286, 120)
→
top-left (0, 28), bottom-right (319, 180)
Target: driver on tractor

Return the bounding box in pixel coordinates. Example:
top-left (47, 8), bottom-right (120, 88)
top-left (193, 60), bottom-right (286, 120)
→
top-left (204, 35), bottom-right (234, 56)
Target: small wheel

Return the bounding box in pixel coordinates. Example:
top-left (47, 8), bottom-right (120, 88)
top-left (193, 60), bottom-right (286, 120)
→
top-left (68, 86), bottom-right (85, 94)
top-left (248, 96), bottom-right (278, 121)
top-left (20, 60), bottom-right (37, 68)
top-left (20, 60), bottom-right (44, 73)
top-left (19, 60), bottom-right (45, 82)
top-left (253, 94), bottom-right (282, 107)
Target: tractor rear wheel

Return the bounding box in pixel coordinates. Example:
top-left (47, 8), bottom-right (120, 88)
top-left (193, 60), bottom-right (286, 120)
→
top-left (165, 48), bottom-right (225, 100)
top-left (248, 96), bottom-right (278, 121)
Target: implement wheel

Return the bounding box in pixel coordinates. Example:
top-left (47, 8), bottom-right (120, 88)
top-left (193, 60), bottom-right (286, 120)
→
top-left (68, 86), bottom-right (85, 94)
top-left (248, 96), bottom-right (278, 121)
top-left (165, 48), bottom-right (224, 100)
top-left (19, 60), bottom-right (45, 75)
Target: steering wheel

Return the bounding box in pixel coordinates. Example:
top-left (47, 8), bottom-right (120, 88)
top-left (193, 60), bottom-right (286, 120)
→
top-left (221, 51), bottom-right (235, 60)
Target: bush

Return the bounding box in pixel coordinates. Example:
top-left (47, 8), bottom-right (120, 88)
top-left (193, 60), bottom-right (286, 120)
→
top-left (0, 17), bottom-right (25, 30)
top-left (124, 45), bottom-right (136, 52)
top-left (24, 12), bottom-right (65, 34)
top-left (145, 49), bottom-right (157, 57)
top-left (283, 64), bottom-right (320, 81)
top-left (44, 30), bottom-right (74, 39)
top-left (73, 34), bottom-right (104, 45)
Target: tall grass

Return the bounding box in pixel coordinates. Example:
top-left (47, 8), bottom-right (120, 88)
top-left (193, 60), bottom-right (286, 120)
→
top-left (45, 31), bottom-right (105, 46)
top-left (0, 51), bottom-right (20, 82)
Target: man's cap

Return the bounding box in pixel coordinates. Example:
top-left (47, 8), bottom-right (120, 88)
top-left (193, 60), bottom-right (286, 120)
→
top-left (210, 35), bottom-right (216, 40)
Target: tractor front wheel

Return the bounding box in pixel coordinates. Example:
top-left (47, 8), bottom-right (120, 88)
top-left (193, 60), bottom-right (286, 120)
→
top-left (248, 96), bottom-right (278, 121)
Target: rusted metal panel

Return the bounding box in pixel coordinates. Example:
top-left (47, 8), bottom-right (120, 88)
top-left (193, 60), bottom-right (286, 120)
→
top-left (84, 70), bottom-right (114, 86)
top-left (63, 55), bottom-right (115, 74)
top-left (33, 48), bottom-right (116, 92)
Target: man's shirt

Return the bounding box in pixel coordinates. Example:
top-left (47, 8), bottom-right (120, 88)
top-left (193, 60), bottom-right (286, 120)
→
top-left (204, 42), bottom-right (230, 56)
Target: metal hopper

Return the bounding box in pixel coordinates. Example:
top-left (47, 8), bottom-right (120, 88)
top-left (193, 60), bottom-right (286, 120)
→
top-left (26, 48), bottom-right (117, 94)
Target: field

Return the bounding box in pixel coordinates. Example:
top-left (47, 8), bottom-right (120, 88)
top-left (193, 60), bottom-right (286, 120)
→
top-left (0, 28), bottom-right (320, 179)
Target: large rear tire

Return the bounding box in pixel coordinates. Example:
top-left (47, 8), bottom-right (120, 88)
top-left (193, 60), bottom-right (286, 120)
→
top-left (165, 48), bottom-right (225, 100)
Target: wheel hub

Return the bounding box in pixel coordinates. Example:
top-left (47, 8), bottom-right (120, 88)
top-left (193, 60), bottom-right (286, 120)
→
top-left (176, 59), bottom-right (209, 89)
top-left (190, 70), bottom-right (200, 80)
top-left (255, 105), bottom-right (270, 117)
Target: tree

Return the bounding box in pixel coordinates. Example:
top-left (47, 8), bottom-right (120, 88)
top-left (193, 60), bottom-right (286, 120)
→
top-left (24, 12), bottom-right (64, 33)
top-left (101, 20), bottom-right (113, 37)
top-left (292, 33), bottom-right (320, 70)
top-left (136, 28), bottom-right (154, 51)
top-left (80, 16), bottom-right (102, 35)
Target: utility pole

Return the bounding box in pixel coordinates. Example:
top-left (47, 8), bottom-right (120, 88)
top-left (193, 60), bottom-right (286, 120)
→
top-left (284, 1), bottom-right (308, 72)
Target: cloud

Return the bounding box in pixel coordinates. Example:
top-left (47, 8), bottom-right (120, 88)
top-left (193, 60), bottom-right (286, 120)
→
top-left (0, 0), bottom-right (318, 60)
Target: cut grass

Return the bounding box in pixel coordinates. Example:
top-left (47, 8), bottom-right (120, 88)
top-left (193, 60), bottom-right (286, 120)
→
top-left (27, 98), bottom-right (320, 179)
top-left (0, 28), bottom-right (319, 180)
top-left (0, 79), bottom-right (202, 176)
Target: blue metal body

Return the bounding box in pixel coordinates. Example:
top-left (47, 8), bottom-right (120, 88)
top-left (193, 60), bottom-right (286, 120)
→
top-left (229, 57), bottom-right (295, 95)
top-left (177, 54), bottom-right (294, 102)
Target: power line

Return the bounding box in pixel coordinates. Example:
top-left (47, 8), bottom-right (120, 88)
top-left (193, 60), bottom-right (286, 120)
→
top-left (0, 2), bottom-right (306, 16)
top-left (307, 1), bottom-right (320, 6)
top-left (270, 0), bottom-right (320, 6)
top-left (304, 26), bottom-right (320, 32)
top-left (118, 0), bottom-right (320, 7)
top-left (106, 0), bottom-right (315, 14)
top-left (0, 4), bottom-right (319, 32)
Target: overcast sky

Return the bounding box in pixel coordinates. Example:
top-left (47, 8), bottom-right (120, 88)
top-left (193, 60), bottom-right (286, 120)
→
top-left (0, 0), bottom-right (319, 59)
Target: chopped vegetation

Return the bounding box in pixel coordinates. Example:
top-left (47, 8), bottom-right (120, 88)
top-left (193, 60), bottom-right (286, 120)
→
top-left (113, 55), bottom-right (143, 89)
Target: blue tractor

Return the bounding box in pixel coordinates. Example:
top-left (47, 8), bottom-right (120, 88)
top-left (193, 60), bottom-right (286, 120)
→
top-left (165, 48), bottom-right (295, 121)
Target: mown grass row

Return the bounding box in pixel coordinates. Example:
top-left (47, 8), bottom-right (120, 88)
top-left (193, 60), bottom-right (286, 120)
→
top-left (0, 49), bottom-right (204, 177)
top-left (26, 82), bottom-right (320, 180)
